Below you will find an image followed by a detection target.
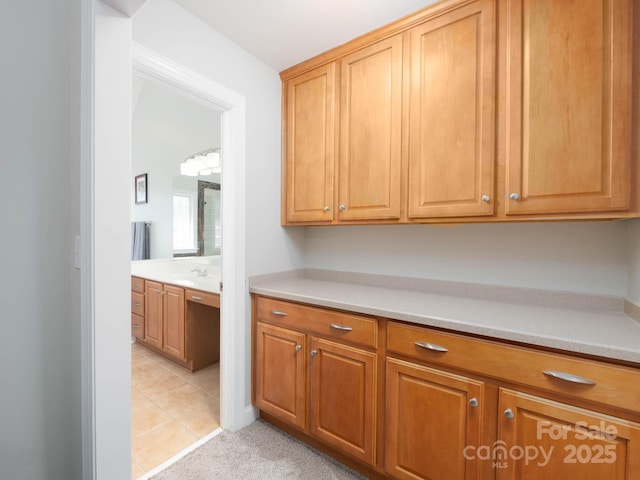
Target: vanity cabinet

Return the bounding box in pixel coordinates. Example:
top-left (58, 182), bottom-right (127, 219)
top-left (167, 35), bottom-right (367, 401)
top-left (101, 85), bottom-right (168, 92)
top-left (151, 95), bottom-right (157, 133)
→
top-left (144, 280), bottom-right (185, 362)
top-left (253, 296), bottom-right (379, 466)
top-left (280, 0), bottom-right (638, 225)
top-left (131, 276), bottom-right (145, 340)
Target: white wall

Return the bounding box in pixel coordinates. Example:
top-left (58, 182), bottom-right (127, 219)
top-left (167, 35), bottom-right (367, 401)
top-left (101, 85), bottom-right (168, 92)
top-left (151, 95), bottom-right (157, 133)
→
top-left (0, 0), bottom-right (82, 478)
top-left (303, 221), bottom-right (629, 296)
top-left (627, 219), bottom-right (640, 302)
top-left (132, 79), bottom-right (222, 259)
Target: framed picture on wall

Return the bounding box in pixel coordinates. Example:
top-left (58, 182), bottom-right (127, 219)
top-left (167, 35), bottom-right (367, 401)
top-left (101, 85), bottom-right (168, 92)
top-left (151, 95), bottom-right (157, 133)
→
top-left (135, 173), bottom-right (148, 204)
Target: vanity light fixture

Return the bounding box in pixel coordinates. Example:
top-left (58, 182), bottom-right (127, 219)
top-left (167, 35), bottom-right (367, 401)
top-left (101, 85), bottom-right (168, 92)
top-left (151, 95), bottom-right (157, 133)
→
top-left (180, 148), bottom-right (221, 176)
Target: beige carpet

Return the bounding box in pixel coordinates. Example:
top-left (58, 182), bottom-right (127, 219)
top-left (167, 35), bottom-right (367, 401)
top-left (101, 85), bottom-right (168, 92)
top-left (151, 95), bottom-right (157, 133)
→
top-left (152, 419), bottom-right (367, 479)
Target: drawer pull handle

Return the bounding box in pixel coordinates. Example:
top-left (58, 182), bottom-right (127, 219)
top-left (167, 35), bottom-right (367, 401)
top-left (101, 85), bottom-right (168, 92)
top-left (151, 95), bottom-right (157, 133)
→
top-left (133, 324), bottom-right (140, 329)
top-left (329, 323), bottom-right (353, 332)
top-left (414, 341), bottom-right (448, 353)
top-left (191, 295), bottom-right (203, 301)
top-left (133, 303), bottom-right (140, 307)
top-left (469, 397), bottom-right (479, 408)
top-left (504, 408), bottom-right (515, 419)
top-left (271, 310), bottom-right (288, 316)
top-left (295, 345), bottom-right (302, 352)
top-left (543, 370), bottom-right (596, 386)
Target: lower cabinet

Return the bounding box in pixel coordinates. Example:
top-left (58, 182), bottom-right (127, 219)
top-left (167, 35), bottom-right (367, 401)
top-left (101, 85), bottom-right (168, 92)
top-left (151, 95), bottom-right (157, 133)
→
top-left (252, 296), bottom-right (640, 480)
top-left (385, 358), bottom-right (485, 480)
top-left (497, 388), bottom-right (640, 480)
top-left (253, 296), bottom-right (379, 469)
top-left (145, 280), bottom-right (185, 361)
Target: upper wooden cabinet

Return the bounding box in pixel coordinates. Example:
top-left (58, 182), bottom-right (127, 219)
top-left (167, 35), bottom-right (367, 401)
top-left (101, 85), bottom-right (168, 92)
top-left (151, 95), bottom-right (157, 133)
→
top-left (283, 64), bottom-right (336, 223)
top-left (408, 0), bottom-right (496, 218)
top-left (338, 35), bottom-right (403, 221)
top-left (502, 0), bottom-right (633, 216)
top-left (280, 0), bottom-right (638, 224)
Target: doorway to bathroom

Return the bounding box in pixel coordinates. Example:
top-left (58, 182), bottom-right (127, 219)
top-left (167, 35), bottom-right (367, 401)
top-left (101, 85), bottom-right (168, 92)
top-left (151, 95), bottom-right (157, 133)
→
top-left (131, 58), bottom-right (224, 478)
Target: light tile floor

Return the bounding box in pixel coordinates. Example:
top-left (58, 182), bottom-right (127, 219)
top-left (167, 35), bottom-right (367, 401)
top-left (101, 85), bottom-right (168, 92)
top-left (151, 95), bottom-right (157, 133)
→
top-left (131, 341), bottom-right (220, 479)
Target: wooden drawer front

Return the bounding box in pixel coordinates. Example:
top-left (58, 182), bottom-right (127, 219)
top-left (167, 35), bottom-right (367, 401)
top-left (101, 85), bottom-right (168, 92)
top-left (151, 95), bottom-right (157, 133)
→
top-left (256, 297), bottom-right (377, 349)
top-left (185, 288), bottom-right (220, 308)
top-left (387, 321), bottom-right (640, 413)
top-left (131, 291), bottom-right (145, 316)
top-left (131, 313), bottom-right (145, 340)
top-left (131, 276), bottom-right (145, 293)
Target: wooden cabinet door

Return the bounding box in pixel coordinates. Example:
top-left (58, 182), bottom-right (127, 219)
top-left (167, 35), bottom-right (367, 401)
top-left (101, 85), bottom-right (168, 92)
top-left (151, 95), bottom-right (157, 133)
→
top-left (284, 64), bottom-right (337, 223)
top-left (408, 0), bottom-right (496, 218)
top-left (309, 337), bottom-right (376, 465)
top-left (385, 358), bottom-right (486, 480)
top-left (503, 0), bottom-right (632, 215)
top-left (255, 322), bottom-right (307, 429)
top-left (497, 389), bottom-right (640, 479)
top-left (338, 35), bottom-right (403, 221)
top-left (144, 280), bottom-right (163, 350)
top-left (162, 284), bottom-right (185, 361)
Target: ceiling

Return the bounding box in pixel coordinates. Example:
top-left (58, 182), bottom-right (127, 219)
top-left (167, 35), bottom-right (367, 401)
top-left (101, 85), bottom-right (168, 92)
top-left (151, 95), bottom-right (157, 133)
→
top-left (172, 0), bottom-right (438, 72)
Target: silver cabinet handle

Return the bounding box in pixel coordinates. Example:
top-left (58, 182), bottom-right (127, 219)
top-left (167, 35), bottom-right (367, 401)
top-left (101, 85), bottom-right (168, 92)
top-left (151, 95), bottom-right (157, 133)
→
top-left (330, 323), bottom-right (353, 331)
top-left (339, 204), bottom-right (346, 211)
top-left (469, 397), bottom-right (479, 408)
top-left (133, 324), bottom-right (140, 329)
top-left (310, 350), bottom-right (318, 356)
top-left (271, 310), bottom-right (287, 316)
top-left (509, 192), bottom-right (520, 200)
top-left (504, 408), bottom-right (515, 419)
top-left (133, 303), bottom-right (140, 307)
top-left (191, 295), bottom-right (202, 301)
top-left (323, 206), bottom-right (330, 212)
top-left (295, 345), bottom-right (302, 352)
top-left (481, 195), bottom-right (490, 203)
top-left (543, 370), bottom-right (596, 386)
top-left (414, 341), bottom-right (448, 353)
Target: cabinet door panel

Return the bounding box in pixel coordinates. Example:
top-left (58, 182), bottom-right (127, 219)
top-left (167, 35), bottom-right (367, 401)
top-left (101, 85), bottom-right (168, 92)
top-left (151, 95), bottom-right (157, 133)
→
top-left (504, 0), bottom-right (632, 214)
top-left (255, 322), bottom-right (307, 429)
top-left (386, 358), bottom-right (485, 480)
top-left (163, 284), bottom-right (185, 361)
top-left (408, 0), bottom-right (495, 218)
top-left (498, 389), bottom-right (640, 479)
top-left (284, 64), bottom-right (336, 223)
top-left (338, 35), bottom-right (403, 220)
top-left (144, 280), bottom-right (163, 350)
top-left (309, 337), bottom-right (376, 465)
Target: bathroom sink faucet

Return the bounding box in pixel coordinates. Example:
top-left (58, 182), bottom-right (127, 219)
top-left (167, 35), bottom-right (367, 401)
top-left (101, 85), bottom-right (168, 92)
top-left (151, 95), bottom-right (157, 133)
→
top-left (191, 267), bottom-right (208, 277)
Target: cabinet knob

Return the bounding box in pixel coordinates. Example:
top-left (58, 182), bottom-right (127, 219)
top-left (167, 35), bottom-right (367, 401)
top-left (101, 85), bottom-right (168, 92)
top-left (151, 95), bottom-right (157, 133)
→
top-left (339, 204), bottom-right (346, 211)
top-left (310, 350), bottom-right (318, 356)
top-left (323, 206), bottom-right (330, 212)
top-left (504, 408), bottom-right (515, 419)
top-left (481, 195), bottom-right (490, 203)
top-left (509, 192), bottom-right (520, 201)
top-left (295, 345), bottom-right (302, 352)
top-left (469, 397), bottom-right (479, 408)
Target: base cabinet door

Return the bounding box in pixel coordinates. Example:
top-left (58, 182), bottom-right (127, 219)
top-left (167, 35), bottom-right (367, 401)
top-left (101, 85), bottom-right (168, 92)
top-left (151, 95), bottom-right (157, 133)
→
top-left (162, 284), bottom-right (185, 361)
top-left (144, 280), bottom-right (164, 350)
top-left (497, 388), bottom-right (640, 480)
top-left (255, 322), bottom-right (307, 429)
top-left (385, 358), bottom-right (486, 480)
top-left (309, 337), bottom-right (377, 465)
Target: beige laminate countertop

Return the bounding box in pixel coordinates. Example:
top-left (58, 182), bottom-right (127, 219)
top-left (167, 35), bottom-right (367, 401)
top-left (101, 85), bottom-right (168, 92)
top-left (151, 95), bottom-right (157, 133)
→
top-left (249, 269), bottom-right (640, 365)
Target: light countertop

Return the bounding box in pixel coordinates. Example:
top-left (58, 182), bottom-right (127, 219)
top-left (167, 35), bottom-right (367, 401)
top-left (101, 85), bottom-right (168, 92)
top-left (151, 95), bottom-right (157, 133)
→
top-left (249, 269), bottom-right (640, 365)
top-left (131, 257), bottom-right (221, 294)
